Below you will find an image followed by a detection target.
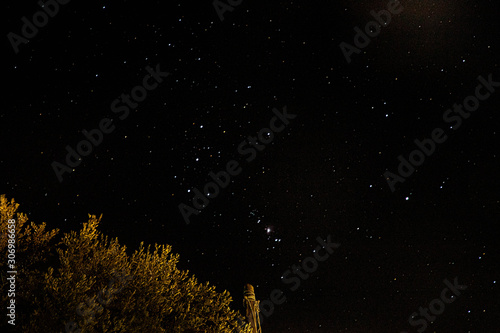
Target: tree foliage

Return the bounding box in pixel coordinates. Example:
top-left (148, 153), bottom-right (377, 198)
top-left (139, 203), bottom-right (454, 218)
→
top-left (0, 195), bottom-right (251, 333)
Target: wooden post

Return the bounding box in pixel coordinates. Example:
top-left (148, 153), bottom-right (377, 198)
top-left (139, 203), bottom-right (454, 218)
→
top-left (243, 284), bottom-right (262, 333)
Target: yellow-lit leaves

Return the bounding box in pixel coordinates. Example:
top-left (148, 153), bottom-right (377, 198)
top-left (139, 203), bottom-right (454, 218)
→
top-left (0, 195), bottom-right (251, 333)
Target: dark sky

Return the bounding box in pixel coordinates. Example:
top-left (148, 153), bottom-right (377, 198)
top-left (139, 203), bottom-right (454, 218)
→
top-left (3, 0), bottom-right (500, 332)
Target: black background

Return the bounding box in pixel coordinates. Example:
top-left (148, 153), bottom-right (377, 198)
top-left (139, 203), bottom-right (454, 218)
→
top-left (3, 0), bottom-right (500, 331)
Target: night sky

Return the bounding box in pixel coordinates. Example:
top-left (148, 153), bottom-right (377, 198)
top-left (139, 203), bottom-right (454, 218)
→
top-left (3, 0), bottom-right (500, 332)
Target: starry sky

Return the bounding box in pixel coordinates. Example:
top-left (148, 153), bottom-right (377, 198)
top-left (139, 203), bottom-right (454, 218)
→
top-left (3, 0), bottom-right (500, 332)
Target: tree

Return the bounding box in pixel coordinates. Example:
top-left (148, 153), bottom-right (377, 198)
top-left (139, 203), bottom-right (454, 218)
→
top-left (0, 195), bottom-right (60, 328)
top-left (0, 195), bottom-right (252, 333)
